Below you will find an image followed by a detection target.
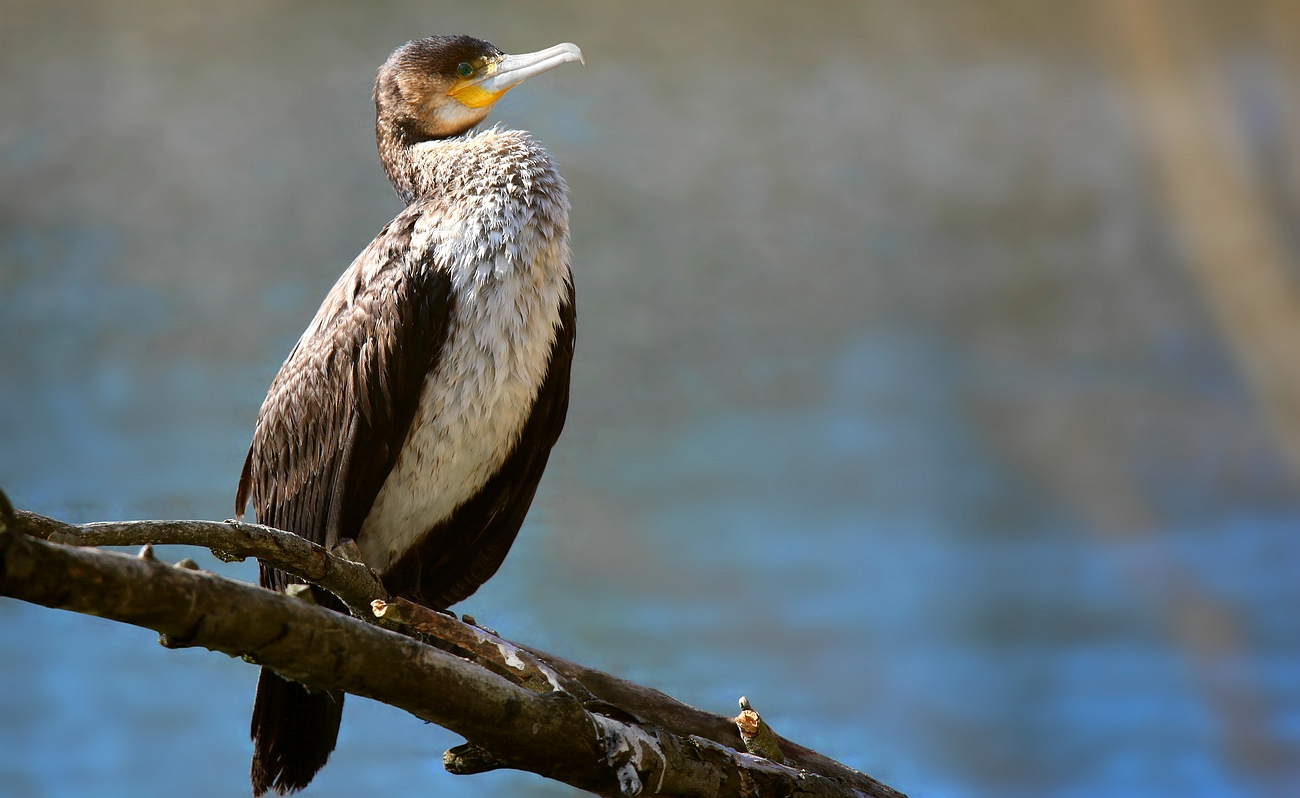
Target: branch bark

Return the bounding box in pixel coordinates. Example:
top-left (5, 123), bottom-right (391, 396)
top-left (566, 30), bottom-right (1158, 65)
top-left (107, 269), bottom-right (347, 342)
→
top-left (12, 509), bottom-right (388, 618)
top-left (1, 503), bottom-right (905, 798)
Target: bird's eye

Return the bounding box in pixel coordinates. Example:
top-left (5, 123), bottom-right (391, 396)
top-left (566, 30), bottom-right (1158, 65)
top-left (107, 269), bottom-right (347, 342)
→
top-left (456, 62), bottom-right (474, 78)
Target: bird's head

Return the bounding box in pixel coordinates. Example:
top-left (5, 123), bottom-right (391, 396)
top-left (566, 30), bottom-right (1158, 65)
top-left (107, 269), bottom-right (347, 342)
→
top-left (375, 35), bottom-right (584, 141)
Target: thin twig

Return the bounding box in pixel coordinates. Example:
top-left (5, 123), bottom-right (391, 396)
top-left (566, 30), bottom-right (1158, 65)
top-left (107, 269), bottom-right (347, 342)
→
top-left (11, 509), bottom-right (388, 617)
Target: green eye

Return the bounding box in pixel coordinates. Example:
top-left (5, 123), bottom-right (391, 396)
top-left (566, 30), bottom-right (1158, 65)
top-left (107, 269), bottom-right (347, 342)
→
top-left (456, 62), bottom-right (474, 78)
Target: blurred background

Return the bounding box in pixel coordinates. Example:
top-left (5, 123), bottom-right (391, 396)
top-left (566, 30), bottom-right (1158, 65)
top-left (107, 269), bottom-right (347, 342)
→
top-left (3, 1), bottom-right (1300, 796)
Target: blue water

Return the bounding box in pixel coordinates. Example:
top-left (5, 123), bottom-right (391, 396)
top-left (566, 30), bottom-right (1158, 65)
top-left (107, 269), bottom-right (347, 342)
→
top-left (5, 332), bottom-right (1298, 797)
top-left (4, 3), bottom-right (1300, 796)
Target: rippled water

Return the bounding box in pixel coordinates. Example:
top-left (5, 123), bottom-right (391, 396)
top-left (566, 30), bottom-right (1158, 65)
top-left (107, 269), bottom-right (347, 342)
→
top-left (3, 2), bottom-right (1299, 796)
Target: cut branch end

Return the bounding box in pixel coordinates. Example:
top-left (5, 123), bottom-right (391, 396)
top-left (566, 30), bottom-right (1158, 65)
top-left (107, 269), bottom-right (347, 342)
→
top-left (734, 697), bottom-right (787, 765)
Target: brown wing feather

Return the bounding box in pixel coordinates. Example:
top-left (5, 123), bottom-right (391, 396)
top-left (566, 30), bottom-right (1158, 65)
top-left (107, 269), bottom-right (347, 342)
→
top-left (379, 278), bottom-right (575, 609)
top-left (238, 205), bottom-right (453, 796)
top-left (236, 205), bottom-right (453, 588)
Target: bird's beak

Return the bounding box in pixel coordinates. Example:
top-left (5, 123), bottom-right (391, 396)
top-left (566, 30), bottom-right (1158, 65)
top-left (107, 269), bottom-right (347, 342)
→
top-left (449, 43), bottom-right (584, 108)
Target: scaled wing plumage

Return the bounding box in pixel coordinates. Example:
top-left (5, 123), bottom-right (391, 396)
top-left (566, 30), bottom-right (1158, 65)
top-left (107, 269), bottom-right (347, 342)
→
top-left (237, 197), bottom-right (575, 607)
top-left (237, 207), bottom-right (453, 581)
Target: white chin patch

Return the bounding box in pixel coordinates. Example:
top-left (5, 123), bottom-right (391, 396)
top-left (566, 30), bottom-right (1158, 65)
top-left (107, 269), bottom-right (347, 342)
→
top-left (435, 102), bottom-right (490, 134)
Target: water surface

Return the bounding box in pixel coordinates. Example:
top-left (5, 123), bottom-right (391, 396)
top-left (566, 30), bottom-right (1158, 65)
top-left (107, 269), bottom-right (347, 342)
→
top-left (3, 2), bottom-right (1299, 796)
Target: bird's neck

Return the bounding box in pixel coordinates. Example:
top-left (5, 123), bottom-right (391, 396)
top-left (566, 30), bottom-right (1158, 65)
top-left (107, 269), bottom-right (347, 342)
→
top-left (379, 120), bottom-right (486, 205)
top-left (376, 124), bottom-right (555, 217)
top-left (376, 122), bottom-right (432, 204)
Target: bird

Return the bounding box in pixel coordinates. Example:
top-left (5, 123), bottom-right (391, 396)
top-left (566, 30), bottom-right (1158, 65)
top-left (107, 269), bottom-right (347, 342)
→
top-left (234, 35), bottom-right (583, 796)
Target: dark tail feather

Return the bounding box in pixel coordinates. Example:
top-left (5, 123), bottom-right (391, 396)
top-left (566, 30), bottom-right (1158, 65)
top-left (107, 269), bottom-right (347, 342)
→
top-left (250, 668), bottom-right (344, 796)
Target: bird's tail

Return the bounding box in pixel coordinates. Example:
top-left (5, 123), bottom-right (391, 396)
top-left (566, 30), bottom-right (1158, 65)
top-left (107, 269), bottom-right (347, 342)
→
top-left (250, 667), bottom-right (345, 796)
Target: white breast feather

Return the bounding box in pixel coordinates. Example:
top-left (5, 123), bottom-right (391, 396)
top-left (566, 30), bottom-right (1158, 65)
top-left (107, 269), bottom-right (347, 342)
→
top-left (358, 129), bottom-right (571, 572)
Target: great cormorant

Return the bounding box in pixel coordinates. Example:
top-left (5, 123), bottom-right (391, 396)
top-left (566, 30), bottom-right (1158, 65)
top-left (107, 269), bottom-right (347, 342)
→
top-left (235, 35), bottom-right (583, 795)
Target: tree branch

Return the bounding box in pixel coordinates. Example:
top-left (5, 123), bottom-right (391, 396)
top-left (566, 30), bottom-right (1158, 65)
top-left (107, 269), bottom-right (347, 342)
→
top-left (12, 509), bottom-right (388, 618)
top-left (1, 503), bottom-right (905, 798)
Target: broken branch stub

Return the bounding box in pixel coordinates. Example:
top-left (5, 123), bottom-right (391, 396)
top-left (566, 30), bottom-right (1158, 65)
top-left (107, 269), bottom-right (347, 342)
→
top-left (734, 696), bottom-right (787, 764)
